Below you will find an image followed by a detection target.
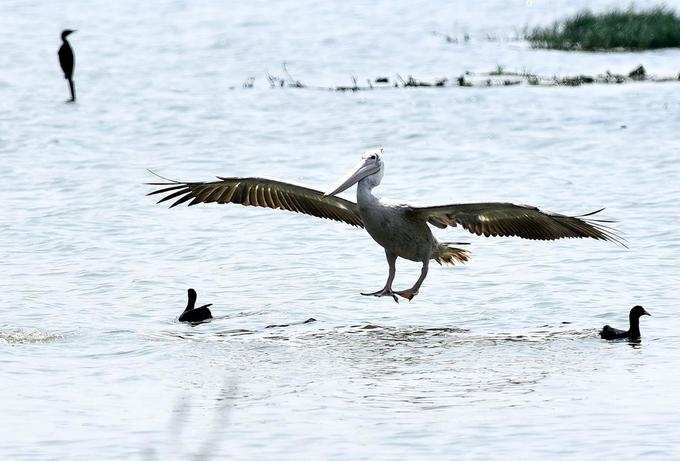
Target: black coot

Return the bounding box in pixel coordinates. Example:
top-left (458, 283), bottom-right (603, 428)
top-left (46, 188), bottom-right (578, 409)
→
top-left (179, 289), bottom-right (213, 323)
top-left (600, 305), bottom-right (650, 340)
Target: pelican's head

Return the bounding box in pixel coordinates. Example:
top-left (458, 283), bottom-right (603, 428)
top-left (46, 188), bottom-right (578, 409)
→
top-left (61, 29), bottom-right (76, 40)
top-left (325, 147), bottom-right (384, 196)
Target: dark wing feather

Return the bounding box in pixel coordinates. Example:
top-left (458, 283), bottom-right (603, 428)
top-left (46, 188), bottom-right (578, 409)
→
top-left (147, 175), bottom-right (364, 228)
top-left (409, 202), bottom-right (624, 246)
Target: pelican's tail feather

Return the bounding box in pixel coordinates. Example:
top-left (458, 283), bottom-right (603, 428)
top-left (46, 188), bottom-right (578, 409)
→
top-left (434, 243), bottom-right (470, 266)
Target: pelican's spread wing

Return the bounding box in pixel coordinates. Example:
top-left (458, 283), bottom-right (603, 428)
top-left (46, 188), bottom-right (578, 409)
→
top-left (147, 176), bottom-right (364, 228)
top-left (409, 202), bottom-right (624, 245)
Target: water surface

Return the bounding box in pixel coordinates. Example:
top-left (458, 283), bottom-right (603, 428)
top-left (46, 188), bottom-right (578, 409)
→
top-left (1, 1), bottom-right (679, 459)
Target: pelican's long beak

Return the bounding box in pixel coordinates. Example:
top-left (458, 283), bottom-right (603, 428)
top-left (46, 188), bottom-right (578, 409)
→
top-left (325, 158), bottom-right (379, 196)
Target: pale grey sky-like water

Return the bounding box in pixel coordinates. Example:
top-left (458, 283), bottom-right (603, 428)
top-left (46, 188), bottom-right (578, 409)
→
top-left (1, 1), bottom-right (679, 459)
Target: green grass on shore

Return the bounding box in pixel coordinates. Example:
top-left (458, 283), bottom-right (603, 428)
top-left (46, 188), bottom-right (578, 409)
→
top-left (527, 6), bottom-right (680, 51)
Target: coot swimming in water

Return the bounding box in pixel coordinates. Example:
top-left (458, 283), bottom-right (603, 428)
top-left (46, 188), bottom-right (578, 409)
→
top-left (179, 289), bottom-right (213, 323)
top-left (600, 305), bottom-right (650, 340)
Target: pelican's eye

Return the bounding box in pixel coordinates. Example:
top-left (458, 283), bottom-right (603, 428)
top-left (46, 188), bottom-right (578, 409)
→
top-left (369, 154), bottom-right (377, 160)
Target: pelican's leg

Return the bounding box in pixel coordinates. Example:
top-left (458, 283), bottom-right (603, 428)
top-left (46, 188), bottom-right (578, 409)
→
top-left (395, 260), bottom-right (429, 301)
top-left (361, 251), bottom-right (399, 303)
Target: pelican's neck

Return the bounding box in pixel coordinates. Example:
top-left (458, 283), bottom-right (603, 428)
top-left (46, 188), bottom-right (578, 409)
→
top-left (357, 179), bottom-right (379, 208)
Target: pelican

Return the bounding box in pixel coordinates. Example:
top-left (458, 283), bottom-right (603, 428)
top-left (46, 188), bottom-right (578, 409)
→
top-left (148, 148), bottom-right (622, 302)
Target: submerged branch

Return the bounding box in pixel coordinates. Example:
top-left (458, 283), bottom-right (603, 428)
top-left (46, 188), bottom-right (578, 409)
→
top-left (247, 64), bottom-right (679, 92)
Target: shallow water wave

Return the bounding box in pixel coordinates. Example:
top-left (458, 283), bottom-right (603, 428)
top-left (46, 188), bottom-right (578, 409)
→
top-left (149, 320), bottom-right (597, 348)
top-left (0, 328), bottom-right (65, 344)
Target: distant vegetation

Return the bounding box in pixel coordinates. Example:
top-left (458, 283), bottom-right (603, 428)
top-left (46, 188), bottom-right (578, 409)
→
top-left (527, 6), bottom-right (680, 51)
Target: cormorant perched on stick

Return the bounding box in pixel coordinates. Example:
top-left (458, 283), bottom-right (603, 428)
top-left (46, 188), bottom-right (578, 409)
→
top-left (58, 29), bottom-right (76, 102)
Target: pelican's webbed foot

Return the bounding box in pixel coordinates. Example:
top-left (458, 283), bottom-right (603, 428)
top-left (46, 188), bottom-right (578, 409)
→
top-left (361, 288), bottom-right (399, 303)
top-left (394, 288), bottom-right (418, 301)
